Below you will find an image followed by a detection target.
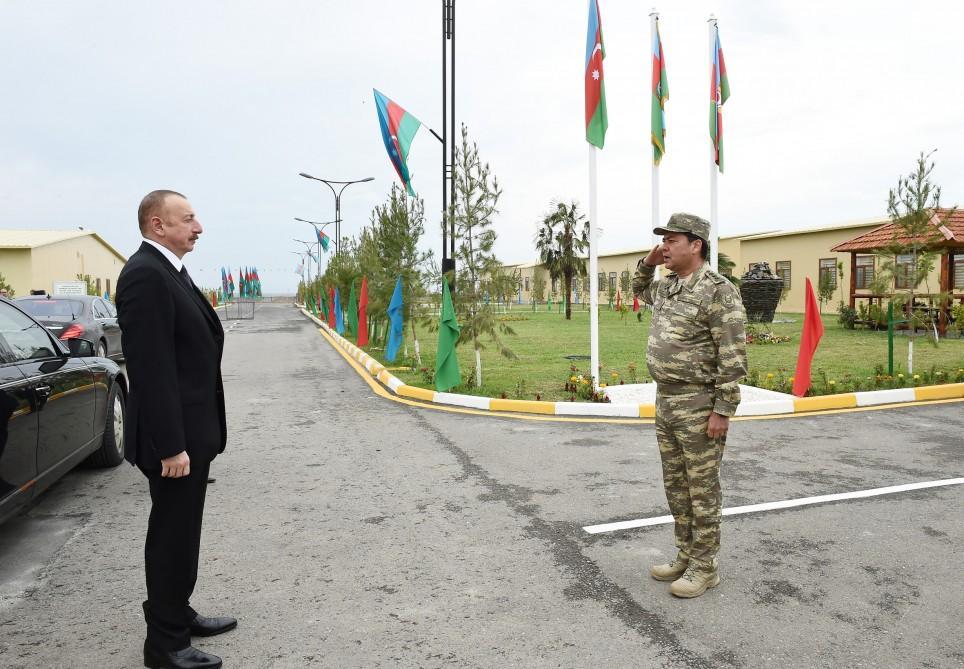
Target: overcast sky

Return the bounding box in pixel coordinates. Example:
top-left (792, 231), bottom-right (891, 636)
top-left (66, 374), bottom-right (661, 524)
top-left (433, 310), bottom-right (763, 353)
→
top-left (2, 0), bottom-right (963, 293)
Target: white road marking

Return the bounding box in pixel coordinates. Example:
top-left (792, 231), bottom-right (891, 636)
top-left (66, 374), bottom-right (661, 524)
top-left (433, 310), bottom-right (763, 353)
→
top-left (582, 477), bottom-right (964, 534)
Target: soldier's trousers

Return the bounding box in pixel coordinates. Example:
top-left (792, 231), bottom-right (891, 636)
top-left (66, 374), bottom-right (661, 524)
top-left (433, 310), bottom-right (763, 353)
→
top-left (654, 385), bottom-right (726, 565)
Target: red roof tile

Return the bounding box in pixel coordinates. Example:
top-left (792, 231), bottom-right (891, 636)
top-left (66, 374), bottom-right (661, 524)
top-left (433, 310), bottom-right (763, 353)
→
top-left (831, 209), bottom-right (964, 252)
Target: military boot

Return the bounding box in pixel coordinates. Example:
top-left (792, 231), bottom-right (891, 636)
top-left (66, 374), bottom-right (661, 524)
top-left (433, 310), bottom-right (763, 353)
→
top-left (669, 558), bottom-right (720, 598)
top-left (649, 552), bottom-right (689, 582)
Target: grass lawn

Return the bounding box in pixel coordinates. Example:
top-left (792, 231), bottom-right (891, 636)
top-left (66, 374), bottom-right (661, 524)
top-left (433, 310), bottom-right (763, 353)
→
top-left (356, 306), bottom-right (964, 402)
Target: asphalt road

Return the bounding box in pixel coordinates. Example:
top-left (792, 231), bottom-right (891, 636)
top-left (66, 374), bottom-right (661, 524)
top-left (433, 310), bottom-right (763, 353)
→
top-left (0, 303), bottom-right (961, 668)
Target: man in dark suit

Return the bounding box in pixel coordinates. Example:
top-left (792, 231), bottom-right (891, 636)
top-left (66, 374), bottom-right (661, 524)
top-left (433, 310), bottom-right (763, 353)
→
top-left (116, 190), bottom-right (235, 669)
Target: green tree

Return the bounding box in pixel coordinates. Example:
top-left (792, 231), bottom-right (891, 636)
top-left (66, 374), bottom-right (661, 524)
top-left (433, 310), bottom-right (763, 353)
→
top-left (0, 272), bottom-right (14, 298)
top-left (875, 151), bottom-right (954, 341)
top-left (358, 184), bottom-right (434, 357)
top-left (532, 271), bottom-right (546, 304)
top-left (817, 271), bottom-right (835, 314)
top-left (534, 201), bottom-right (589, 320)
top-left (718, 252), bottom-right (739, 285)
top-left (619, 267), bottom-right (632, 305)
top-left (76, 273), bottom-right (97, 296)
top-left (446, 124), bottom-right (516, 386)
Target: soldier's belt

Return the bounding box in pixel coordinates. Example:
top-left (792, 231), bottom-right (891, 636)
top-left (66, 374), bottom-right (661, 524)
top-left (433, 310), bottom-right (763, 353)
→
top-left (655, 381), bottom-right (715, 395)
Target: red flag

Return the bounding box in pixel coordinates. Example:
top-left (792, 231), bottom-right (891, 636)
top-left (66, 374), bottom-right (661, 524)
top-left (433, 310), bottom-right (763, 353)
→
top-left (327, 286), bottom-right (336, 329)
top-left (632, 295), bottom-right (639, 312)
top-left (357, 277), bottom-right (369, 346)
top-left (792, 278), bottom-right (824, 397)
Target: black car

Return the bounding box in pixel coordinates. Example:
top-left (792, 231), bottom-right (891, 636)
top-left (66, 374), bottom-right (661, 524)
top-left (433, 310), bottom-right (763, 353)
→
top-left (15, 294), bottom-right (123, 361)
top-left (0, 296), bottom-right (127, 525)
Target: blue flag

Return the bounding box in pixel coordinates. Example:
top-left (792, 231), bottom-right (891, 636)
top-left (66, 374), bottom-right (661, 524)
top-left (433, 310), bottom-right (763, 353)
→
top-left (334, 287), bottom-right (345, 334)
top-left (385, 276), bottom-right (404, 362)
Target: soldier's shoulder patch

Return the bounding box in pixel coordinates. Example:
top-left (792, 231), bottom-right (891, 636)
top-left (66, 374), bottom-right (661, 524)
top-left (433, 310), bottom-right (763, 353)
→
top-left (721, 292), bottom-right (735, 307)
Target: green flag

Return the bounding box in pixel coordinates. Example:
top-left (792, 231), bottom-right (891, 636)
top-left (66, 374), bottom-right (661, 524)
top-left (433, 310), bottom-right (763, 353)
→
top-left (347, 280), bottom-right (358, 335)
top-left (435, 278), bottom-right (461, 392)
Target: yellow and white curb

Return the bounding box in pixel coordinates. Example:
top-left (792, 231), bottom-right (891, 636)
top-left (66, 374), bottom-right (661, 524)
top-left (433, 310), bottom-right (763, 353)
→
top-left (301, 309), bottom-right (964, 418)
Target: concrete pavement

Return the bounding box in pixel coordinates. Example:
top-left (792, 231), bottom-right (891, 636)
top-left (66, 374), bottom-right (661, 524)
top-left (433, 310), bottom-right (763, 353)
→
top-left (0, 302), bottom-right (961, 668)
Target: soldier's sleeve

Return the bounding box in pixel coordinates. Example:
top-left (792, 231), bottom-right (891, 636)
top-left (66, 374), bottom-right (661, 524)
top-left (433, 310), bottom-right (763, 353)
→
top-left (708, 282), bottom-right (748, 416)
top-left (632, 260), bottom-right (658, 305)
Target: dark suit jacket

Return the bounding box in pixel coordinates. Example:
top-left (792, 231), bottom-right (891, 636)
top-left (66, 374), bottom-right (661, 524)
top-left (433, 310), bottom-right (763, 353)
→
top-left (116, 242), bottom-right (226, 469)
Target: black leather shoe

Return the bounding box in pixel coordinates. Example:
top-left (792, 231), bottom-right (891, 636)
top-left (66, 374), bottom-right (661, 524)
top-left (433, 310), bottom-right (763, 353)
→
top-left (190, 613), bottom-right (238, 637)
top-left (143, 643), bottom-right (222, 669)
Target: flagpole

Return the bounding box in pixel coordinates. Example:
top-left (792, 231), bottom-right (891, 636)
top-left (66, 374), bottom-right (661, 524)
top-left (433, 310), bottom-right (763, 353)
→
top-left (708, 14), bottom-right (719, 272)
top-left (589, 146), bottom-right (600, 390)
top-left (650, 9), bottom-right (661, 280)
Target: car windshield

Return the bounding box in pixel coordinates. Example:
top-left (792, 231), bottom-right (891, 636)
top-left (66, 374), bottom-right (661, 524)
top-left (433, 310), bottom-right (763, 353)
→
top-left (18, 299), bottom-right (85, 318)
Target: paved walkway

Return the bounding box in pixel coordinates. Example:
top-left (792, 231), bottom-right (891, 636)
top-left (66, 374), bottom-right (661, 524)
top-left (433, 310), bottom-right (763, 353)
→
top-left (0, 303), bottom-right (961, 668)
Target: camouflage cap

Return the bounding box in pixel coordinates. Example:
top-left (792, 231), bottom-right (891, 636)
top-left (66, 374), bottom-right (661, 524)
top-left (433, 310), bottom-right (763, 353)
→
top-left (653, 212), bottom-right (710, 241)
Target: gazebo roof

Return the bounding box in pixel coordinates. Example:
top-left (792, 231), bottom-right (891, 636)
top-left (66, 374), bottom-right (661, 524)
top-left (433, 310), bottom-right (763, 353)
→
top-left (831, 208), bottom-right (964, 252)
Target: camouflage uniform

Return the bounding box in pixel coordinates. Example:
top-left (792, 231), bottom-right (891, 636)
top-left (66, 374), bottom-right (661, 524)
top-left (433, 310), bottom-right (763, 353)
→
top-left (633, 214), bottom-right (747, 575)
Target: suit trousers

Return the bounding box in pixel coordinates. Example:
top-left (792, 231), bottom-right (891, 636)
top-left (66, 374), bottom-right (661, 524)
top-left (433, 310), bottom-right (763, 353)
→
top-left (654, 386), bottom-right (726, 566)
top-left (140, 460), bottom-right (211, 651)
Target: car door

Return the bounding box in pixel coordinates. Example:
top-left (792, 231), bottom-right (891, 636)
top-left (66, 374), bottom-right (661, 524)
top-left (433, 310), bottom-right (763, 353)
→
top-left (100, 299), bottom-right (122, 356)
top-left (0, 305), bottom-right (41, 520)
top-left (0, 301), bottom-right (95, 481)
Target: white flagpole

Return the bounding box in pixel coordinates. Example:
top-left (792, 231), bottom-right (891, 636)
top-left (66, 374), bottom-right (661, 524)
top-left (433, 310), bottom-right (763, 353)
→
top-left (708, 14), bottom-right (719, 272)
top-left (651, 10), bottom-right (661, 279)
top-left (589, 146), bottom-right (600, 390)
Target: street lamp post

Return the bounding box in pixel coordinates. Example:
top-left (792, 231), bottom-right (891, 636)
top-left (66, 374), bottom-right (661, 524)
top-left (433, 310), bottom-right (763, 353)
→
top-left (294, 217), bottom-right (335, 279)
top-left (293, 239), bottom-right (317, 283)
top-left (298, 174), bottom-right (374, 256)
top-left (289, 250), bottom-right (309, 295)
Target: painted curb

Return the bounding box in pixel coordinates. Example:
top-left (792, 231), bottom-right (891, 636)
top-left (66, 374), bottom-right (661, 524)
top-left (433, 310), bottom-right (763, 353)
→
top-left (301, 309), bottom-right (964, 418)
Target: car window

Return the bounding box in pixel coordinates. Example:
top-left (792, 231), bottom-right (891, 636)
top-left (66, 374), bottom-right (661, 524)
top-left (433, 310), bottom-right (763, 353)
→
top-left (0, 301), bottom-right (60, 361)
top-left (17, 299), bottom-right (84, 318)
top-left (92, 300), bottom-right (108, 318)
top-left (103, 300), bottom-right (117, 317)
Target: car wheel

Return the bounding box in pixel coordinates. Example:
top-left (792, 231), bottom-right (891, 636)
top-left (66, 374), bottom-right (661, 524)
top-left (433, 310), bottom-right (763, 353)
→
top-left (86, 382), bottom-right (125, 468)
top-left (97, 340), bottom-right (108, 358)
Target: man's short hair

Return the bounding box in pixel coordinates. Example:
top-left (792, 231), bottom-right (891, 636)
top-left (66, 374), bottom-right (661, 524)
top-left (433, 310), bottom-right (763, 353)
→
top-left (685, 232), bottom-right (710, 260)
top-left (138, 190), bottom-right (186, 232)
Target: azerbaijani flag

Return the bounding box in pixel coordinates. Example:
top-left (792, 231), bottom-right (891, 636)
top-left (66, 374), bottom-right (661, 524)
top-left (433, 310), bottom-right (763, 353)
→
top-left (651, 19), bottom-right (669, 164)
top-left (584, 0), bottom-right (607, 149)
top-left (709, 23), bottom-right (730, 172)
top-left (374, 89), bottom-right (422, 196)
top-left (316, 227), bottom-right (330, 252)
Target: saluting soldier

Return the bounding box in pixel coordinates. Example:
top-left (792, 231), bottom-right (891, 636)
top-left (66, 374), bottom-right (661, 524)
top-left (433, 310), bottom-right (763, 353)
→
top-left (633, 213), bottom-right (748, 598)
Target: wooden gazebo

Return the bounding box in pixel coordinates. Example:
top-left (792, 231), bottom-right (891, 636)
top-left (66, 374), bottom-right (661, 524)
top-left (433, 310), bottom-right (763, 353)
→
top-left (831, 208), bottom-right (964, 334)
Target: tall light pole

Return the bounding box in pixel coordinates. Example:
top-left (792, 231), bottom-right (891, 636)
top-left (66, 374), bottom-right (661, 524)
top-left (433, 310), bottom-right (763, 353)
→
top-left (294, 217), bottom-right (335, 279)
top-left (298, 174), bottom-right (374, 256)
top-left (293, 239), bottom-right (317, 282)
top-left (289, 250), bottom-right (309, 294)
top-left (442, 0), bottom-right (456, 280)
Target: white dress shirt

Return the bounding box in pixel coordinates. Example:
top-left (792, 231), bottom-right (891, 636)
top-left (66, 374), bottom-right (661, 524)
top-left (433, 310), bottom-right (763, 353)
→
top-left (143, 238), bottom-right (184, 272)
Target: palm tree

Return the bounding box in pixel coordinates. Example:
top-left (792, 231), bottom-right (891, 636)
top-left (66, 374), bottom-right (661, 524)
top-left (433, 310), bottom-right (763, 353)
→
top-left (535, 201), bottom-right (590, 320)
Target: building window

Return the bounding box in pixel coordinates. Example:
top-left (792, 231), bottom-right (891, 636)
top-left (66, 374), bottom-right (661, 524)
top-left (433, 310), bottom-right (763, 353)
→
top-left (571, 278), bottom-right (579, 293)
top-left (524, 276), bottom-right (530, 292)
top-left (608, 272), bottom-right (617, 291)
top-left (551, 278), bottom-right (558, 294)
top-left (775, 261), bottom-right (791, 289)
top-left (818, 258), bottom-right (837, 290)
top-left (954, 256), bottom-right (963, 290)
top-left (583, 276), bottom-right (590, 292)
top-left (96, 278), bottom-right (102, 295)
top-left (855, 255), bottom-right (875, 290)
top-left (895, 254), bottom-right (914, 289)
top-left (597, 273), bottom-right (605, 292)
top-left (106, 278), bottom-right (111, 298)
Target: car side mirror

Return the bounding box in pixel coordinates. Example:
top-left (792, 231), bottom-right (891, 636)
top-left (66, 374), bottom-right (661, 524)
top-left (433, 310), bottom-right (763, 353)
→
top-left (67, 338), bottom-right (95, 358)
